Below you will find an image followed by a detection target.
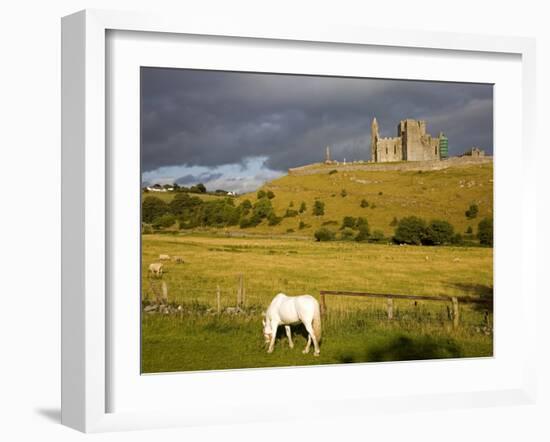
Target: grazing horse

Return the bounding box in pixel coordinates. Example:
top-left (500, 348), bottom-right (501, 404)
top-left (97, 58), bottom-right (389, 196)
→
top-left (262, 293), bottom-right (322, 356)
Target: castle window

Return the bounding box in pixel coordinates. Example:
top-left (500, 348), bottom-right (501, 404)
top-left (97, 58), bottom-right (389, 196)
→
top-left (394, 145), bottom-right (396, 155)
top-left (386, 147), bottom-right (388, 155)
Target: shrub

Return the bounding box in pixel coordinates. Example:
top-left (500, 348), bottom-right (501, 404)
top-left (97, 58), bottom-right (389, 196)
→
top-left (423, 220), bottom-right (455, 245)
top-left (313, 200), bottom-right (325, 216)
top-left (240, 199), bottom-right (252, 210)
top-left (390, 217), bottom-right (398, 227)
top-left (141, 223), bottom-right (153, 234)
top-left (340, 189), bottom-right (347, 197)
top-left (360, 199), bottom-right (369, 208)
top-left (355, 226), bottom-right (370, 242)
top-left (355, 217), bottom-right (369, 230)
top-left (378, 191), bottom-right (383, 196)
top-left (314, 228), bottom-right (335, 242)
top-left (329, 169), bottom-right (338, 175)
top-left (142, 196), bottom-right (169, 223)
top-left (341, 216), bottom-right (356, 229)
top-left (299, 201), bottom-right (307, 213)
top-left (257, 190), bottom-right (266, 199)
top-left (298, 221), bottom-right (309, 230)
top-left (466, 226), bottom-right (473, 234)
top-left (451, 233), bottom-right (463, 245)
top-left (340, 227), bottom-right (356, 241)
top-left (322, 220), bottom-right (338, 226)
top-left (393, 216), bottom-right (427, 245)
top-left (477, 217), bottom-right (493, 246)
top-left (465, 203), bottom-right (479, 219)
top-left (266, 190), bottom-right (275, 199)
top-left (267, 213), bottom-right (282, 226)
top-left (286, 228), bottom-right (295, 233)
top-left (289, 200), bottom-right (294, 207)
top-left (370, 203), bottom-right (376, 209)
top-left (369, 230), bottom-right (385, 243)
top-left (284, 209), bottom-right (299, 218)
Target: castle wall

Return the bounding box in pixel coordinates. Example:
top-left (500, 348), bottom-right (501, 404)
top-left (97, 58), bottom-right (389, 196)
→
top-left (374, 137), bottom-right (403, 162)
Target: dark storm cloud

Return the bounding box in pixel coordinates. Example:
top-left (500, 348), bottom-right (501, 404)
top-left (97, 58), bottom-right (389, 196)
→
top-left (141, 68), bottom-right (493, 173)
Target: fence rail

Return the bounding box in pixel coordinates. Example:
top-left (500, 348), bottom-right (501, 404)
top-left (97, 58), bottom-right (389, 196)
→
top-left (319, 290), bottom-right (492, 328)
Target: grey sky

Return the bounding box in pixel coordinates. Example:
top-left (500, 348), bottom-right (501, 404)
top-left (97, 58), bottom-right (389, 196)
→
top-left (141, 67), bottom-right (493, 192)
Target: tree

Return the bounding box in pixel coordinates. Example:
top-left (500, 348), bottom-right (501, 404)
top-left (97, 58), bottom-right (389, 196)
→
top-left (284, 209), bottom-right (298, 218)
top-left (299, 201), bottom-right (307, 213)
top-left (196, 183), bottom-right (207, 193)
top-left (240, 199), bottom-right (252, 210)
top-left (313, 200), bottom-right (325, 216)
top-left (252, 197), bottom-right (274, 219)
top-left (169, 192), bottom-right (202, 215)
top-left (142, 196), bottom-right (169, 223)
top-left (360, 199), bottom-right (369, 208)
top-left (152, 213), bottom-right (176, 229)
top-left (423, 220), bottom-right (455, 245)
top-left (257, 189), bottom-right (266, 199)
top-left (477, 217), bottom-right (493, 246)
top-left (393, 216), bottom-right (427, 245)
top-left (465, 203), bottom-right (479, 219)
top-left (314, 228), bottom-right (335, 242)
top-left (266, 190), bottom-right (275, 199)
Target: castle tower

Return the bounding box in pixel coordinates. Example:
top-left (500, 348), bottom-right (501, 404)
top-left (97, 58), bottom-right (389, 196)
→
top-left (371, 117), bottom-right (379, 162)
top-left (325, 145), bottom-right (331, 162)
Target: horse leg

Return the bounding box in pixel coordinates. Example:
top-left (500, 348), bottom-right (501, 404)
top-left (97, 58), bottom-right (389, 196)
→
top-left (304, 323), bottom-right (320, 356)
top-left (285, 325), bottom-right (294, 348)
top-left (267, 322), bottom-right (279, 353)
top-left (302, 335), bottom-right (311, 354)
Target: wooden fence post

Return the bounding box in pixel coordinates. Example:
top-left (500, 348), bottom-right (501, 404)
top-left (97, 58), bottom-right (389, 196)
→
top-left (387, 298), bottom-right (394, 320)
top-left (451, 297), bottom-right (460, 329)
top-left (320, 293), bottom-right (327, 315)
top-left (237, 273), bottom-right (244, 308)
top-left (216, 285), bottom-right (221, 314)
top-left (161, 281), bottom-right (168, 304)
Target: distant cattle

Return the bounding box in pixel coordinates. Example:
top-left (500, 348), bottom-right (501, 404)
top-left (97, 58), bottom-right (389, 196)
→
top-left (159, 254), bottom-right (170, 261)
top-left (173, 256), bottom-right (184, 264)
top-left (148, 262), bottom-right (164, 277)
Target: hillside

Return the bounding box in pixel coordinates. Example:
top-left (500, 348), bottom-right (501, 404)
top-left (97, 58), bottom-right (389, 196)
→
top-left (237, 160), bottom-right (493, 237)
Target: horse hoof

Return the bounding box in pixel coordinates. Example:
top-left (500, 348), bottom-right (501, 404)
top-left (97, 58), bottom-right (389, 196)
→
top-left (314, 352), bottom-right (320, 357)
top-left (302, 349), bottom-right (309, 354)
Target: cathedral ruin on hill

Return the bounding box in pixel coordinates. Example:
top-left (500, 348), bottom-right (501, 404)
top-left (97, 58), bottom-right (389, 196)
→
top-left (370, 117), bottom-right (448, 163)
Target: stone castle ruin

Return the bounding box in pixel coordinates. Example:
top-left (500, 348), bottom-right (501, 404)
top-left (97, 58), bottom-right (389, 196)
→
top-left (370, 117), bottom-right (447, 163)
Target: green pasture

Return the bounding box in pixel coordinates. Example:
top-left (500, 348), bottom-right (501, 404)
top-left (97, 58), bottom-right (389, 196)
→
top-left (141, 233), bottom-right (493, 373)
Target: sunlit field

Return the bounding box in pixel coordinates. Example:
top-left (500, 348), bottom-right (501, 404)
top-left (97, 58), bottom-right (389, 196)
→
top-left (141, 233), bottom-right (493, 373)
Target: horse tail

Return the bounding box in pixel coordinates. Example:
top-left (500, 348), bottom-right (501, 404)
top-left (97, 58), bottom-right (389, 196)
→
top-left (313, 300), bottom-right (322, 343)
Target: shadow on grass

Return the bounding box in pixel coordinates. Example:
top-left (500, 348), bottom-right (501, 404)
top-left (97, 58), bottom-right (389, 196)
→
top-left (337, 335), bottom-right (463, 364)
top-left (449, 283), bottom-right (493, 312)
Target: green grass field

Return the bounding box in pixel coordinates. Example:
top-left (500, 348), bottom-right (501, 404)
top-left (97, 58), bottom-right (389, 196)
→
top-left (141, 233), bottom-right (493, 373)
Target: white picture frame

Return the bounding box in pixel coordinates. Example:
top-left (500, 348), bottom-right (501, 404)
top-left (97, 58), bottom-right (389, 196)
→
top-left (61, 9), bottom-right (537, 433)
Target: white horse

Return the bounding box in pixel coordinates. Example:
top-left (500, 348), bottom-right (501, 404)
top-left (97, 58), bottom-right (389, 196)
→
top-left (262, 293), bottom-right (322, 356)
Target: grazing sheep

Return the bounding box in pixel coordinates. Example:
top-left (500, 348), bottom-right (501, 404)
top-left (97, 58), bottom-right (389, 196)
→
top-left (148, 262), bottom-right (164, 277)
top-left (159, 254), bottom-right (170, 261)
top-left (173, 256), bottom-right (184, 264)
